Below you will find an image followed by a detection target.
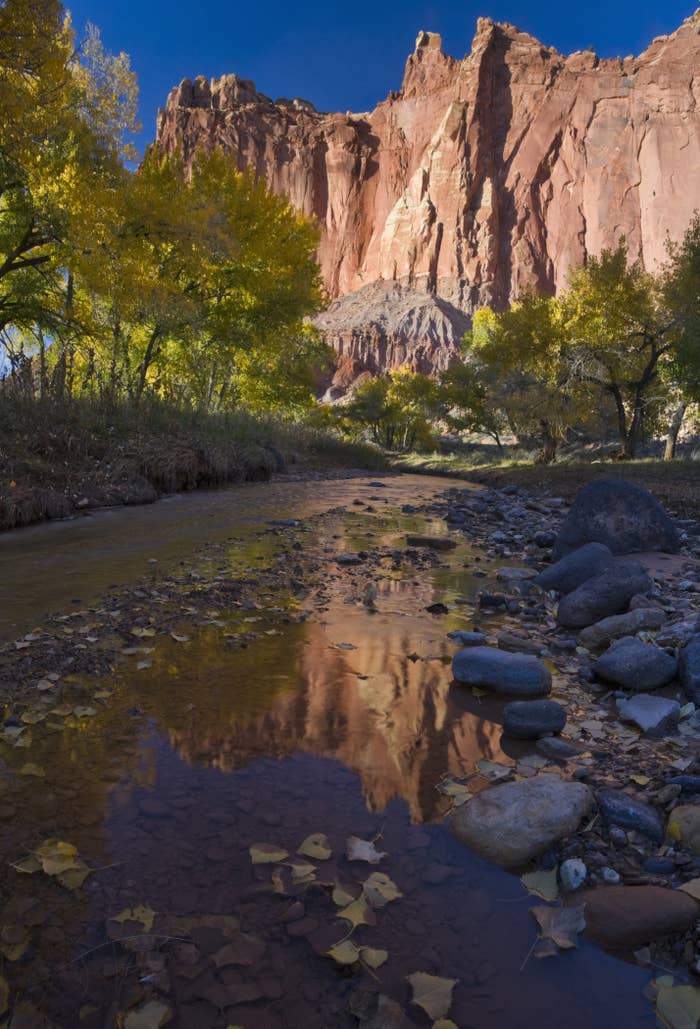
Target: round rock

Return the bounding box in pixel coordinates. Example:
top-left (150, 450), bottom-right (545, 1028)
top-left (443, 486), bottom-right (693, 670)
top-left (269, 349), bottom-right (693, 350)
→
top-left (594, 637), bottom-right (677, 691)
top-left (557, 562), bottom-right (652, 630)
top-left (535, 542), bottom-right (614, 595)
top-left (580, 885), bottom-right (698, 949)
top-left (450, 776), bottom-right (593, 869)
top-left (452, 646), bottom-right (551, 698)
top-left (553, 478), bottom-right (680, 558)
top-left (502, 700), bottom-right (566, 739)
top-left (597, 788), bottom-right (664, 842)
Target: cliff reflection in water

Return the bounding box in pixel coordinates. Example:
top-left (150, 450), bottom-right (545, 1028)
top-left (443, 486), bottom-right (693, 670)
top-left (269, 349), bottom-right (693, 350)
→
top-left (150, 577), bottom-right (506, 822)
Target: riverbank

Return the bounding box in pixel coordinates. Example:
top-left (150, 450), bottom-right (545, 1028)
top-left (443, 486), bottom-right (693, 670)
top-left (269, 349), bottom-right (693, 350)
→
top-left (393, 453), bottom-right (700, 521)
top-left (0, 396), bottom-right (385, 531)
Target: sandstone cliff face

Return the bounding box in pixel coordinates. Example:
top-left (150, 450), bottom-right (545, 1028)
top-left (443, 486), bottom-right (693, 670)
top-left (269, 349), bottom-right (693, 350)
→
top-left (156, 13), bottom-right (700, 378)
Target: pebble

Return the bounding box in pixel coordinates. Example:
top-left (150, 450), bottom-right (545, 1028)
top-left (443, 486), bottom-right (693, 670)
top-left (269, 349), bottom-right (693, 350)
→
top-left (601, 867), bottom-right (621, 884)
top-left (560, 858), bottom-right (587, 892)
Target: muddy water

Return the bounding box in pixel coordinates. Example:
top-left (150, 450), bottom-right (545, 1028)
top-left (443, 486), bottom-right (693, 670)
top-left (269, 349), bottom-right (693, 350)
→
top-left (0, 476), bottom-right (654, 1027)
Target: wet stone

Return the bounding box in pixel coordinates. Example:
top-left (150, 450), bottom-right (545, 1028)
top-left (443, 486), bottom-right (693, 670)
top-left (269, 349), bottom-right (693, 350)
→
top-left (535, 737), bottom-right (582, 761)
top-left (452, 646), bottom-right (552, 698)
top-left (557, 562), bottom-right (653, 630)
top-left (597, 789), bottom-right (664, 842)
top-left (679, 634), bottom-right (700, 703)
top-left (581, 885), bottom-right (698, 950)
top-left (502, 699), bottom-right (566, 739)
top-left (594, 637), bottom-right (677, 691)
top-left (535, 542), bottom-right (614, 595)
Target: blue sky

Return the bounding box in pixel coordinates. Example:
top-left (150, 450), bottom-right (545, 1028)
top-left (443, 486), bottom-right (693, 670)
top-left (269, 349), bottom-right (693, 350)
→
top-left (66, 0), bottom-right (697, 155)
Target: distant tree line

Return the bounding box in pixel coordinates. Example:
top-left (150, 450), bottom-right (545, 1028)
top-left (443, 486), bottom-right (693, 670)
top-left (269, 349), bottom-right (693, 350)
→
top-left (342, 225), bottom-right (700, 462)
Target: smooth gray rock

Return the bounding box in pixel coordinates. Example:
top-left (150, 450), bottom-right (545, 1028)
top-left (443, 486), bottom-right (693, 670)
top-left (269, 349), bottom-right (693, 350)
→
top-left (452, 646), bottom-right (551, 698)
top-left (679, 634), bottom-right (700, 703)
top-left (617, 694), bottom-right (680, 736)
top-left (594, 637), bottom-right (678, 691)
top-left (557, 563), bottom-right (653, 630)
top-left (597, 788), bottom-right (664, 842)
top-left (581, 885), bottom-right (699, 949)
top-left (535, 543), bottom-right (614, 595)
top-left (578, 608), bottom-right (667, 650)
top-left (502, 700), bottom-right (566, 739)
top-left (553, 478), bottom-right (680, 558)
top-left (451, 776), bottom-right (594, 868)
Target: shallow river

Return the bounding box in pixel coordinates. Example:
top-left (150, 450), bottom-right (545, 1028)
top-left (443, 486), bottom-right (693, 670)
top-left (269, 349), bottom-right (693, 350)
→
top-left (0, 475), bottom-right (655, 1027)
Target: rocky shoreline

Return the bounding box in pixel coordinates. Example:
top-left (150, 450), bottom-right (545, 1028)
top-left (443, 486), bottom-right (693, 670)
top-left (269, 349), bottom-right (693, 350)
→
top-left (430, 477), bottom-right (700, 976)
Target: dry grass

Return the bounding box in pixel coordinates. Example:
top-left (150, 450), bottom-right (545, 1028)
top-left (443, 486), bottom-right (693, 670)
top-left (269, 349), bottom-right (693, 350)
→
top-left (0, 396), bottom-right (385, 531)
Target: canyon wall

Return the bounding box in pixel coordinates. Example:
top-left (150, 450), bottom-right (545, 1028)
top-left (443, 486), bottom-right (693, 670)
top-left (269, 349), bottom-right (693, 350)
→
top-left (156, 12), bottom-right (700, 382)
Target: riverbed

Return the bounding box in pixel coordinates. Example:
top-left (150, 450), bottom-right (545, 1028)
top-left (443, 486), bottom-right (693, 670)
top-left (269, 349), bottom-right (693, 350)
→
top-left (0, 475), bottom-right (655, 1027)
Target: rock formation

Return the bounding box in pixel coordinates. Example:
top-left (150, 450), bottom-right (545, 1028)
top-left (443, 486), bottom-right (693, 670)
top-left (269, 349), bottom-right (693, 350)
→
top-left (156, 12), bottom-right (700, 382)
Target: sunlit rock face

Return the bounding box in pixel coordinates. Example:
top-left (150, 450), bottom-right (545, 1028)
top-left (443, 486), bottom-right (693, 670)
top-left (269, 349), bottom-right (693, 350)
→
top-left (156, 12), bottom-right (700, 379)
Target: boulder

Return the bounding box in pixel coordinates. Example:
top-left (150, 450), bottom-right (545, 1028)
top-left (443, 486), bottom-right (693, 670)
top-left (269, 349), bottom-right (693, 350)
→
top-left (668, 805), bottom-right (700, 854)
top-left (679, 634), bottom-right (700, 703)
top-left (617, 694), bottom-right (680, 736)
top-left (557, 563), bottom-right (653, 630)
top-left (580, 885), bottom-right (698, 949)
top-left (578, 608), bottom-right (667, 650)
top-left (594, 637), bottom-right (677, 691)
top-left (597, 788), bottom-right (664, 842)
top-left (502, 700), bottom-right (566, 739)
top-left (534, 542), bottom-right (614, 595)
top-left (553, 478), bottom-right (680, 558)
top-left (452, 646), bottom-right (551, 698)
top-left (451, 776), bottom-right (593, 868)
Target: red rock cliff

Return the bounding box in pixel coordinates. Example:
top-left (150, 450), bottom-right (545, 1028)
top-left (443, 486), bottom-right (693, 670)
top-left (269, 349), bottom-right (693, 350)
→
top-left (155, 13), bottom-right (700, 380)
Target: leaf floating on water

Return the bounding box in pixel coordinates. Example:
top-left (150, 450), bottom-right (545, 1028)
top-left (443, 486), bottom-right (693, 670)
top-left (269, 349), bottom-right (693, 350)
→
top-left (476, 759), bottom-right (513, 783)
top-left (407, 972), bottom-right (457, 1021)
top-left (19, 763), bottom-right (45, 778)
top-left (678, 878), bottom-right (700, 902)
top-left (630, 774), bottom-right (651, 786)
top-left (36, 839), bottom-right (80, 876)
top-left (113, 905), bottom-right (156, 933)
top-left (249, 843), bottom-right (289, 865)
top-left (362, 871), bottom-right (402, 908)
top-left (117, 998), bottom-right (172, 1029)
top-left (520, 867), bottom-right (559, 902)
top-left (20, 711), bottom-right (45, 725)
top-left (346, 835), bottom-right (387, 864)
top-left (326, 939), bottom-right (361, 966)
top-left (286, 860), bottom-right (317, 883)
top-left (360, 946), bottom-right (388, 969)
top-left (337, 895), bottom-right (376, 930)
top-left (437, 777), bottom-right (472, 805)
top-left (332, 882), bottom-right (359, 907)
top-left (656, 983), bottom-right (700, 1029)
top-left (131, 628), bottom-right (156, 639)
top-left (171, 633), bottom-right (190, 643)
top-left (530, 904), bottom-right (585, 955)
top-left (0, 925), bottom-right (29, 961)
top-left (12, 839), bottom-right (91, 890)
top-left (297, 832), bottom-right (332, 861)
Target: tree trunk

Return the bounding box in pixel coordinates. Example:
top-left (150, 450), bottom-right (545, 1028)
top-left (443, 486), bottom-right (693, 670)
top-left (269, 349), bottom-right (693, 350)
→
top-left (610, 385), bottom-right (632, 458)
top-left (535, 420), bottom-right (557, 464)
top-left (664, 403), bottom-right (688, 461)
top-left (134, 326), bottom-right (161, 404)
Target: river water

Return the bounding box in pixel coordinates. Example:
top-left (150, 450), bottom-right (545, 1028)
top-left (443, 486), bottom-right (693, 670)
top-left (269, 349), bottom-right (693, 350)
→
top-left (0, 475), bottom-right (655, 1027)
